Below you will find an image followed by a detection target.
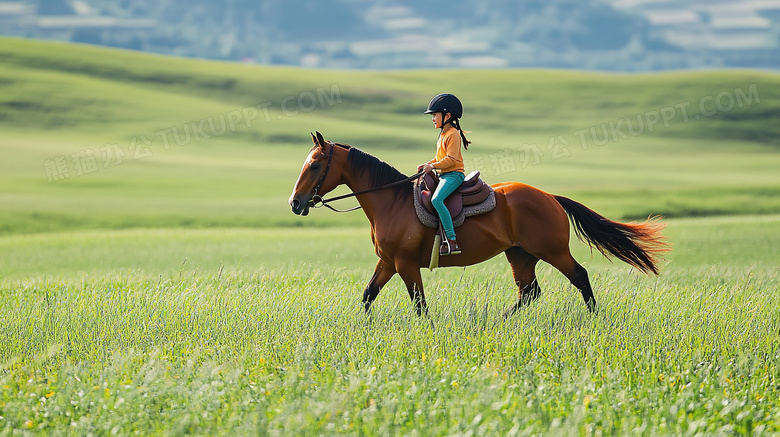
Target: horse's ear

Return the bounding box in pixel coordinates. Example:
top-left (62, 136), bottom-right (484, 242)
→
top-left (310, 132), bottom-right (318, 146)
top-left (315, 131), bottom-right (326, 149)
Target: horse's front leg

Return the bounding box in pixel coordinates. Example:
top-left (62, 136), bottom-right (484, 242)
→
top-left (396, 261), bottom-right (428, 316)
top-left (363, 259), bottom-right (396, 313)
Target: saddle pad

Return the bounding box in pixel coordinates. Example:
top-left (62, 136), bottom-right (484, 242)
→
top-left (413, 178), bottom-right (497, 229)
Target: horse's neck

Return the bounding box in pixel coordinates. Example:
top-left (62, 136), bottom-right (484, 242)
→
top-left (342, 165), bottom-right (403, 226)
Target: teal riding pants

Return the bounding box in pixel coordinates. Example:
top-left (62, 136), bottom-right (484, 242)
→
top-left (431, 171), bottom-right (465, 240)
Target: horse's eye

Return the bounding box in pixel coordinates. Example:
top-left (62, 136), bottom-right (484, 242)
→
top-left (310, 162), bottom-right (321, 171)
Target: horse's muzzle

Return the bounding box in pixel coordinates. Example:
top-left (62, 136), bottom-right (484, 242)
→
top-left (289, 196), bottom-right (311, 216)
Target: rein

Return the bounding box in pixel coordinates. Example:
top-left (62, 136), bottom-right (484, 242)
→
top-left (309, 141), bottom-right (424, 213)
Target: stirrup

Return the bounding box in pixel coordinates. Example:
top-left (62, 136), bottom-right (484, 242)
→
top-left (440, 238), bottom-right (461, 256)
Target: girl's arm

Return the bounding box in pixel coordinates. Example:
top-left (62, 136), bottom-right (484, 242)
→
top-left (430, 134), bottom-right (463, 171)
top-left (431, 155), bottom-right (460, 170)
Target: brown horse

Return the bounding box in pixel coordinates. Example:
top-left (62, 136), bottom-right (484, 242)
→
top-left (289, 132), bottom-right (669, 317)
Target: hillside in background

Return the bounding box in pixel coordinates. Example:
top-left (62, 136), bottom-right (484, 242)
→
top-left (1, 37), bottom-right (780, 235)
top-left (1, 0), bottom-right (779, 70)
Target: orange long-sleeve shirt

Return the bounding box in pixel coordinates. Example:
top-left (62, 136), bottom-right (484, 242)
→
top-left (427, 125), bottom-right (464, 174)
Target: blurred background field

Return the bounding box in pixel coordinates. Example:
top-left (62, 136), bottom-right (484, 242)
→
top-left (2, 215), bottom-right (780, 282)
top-left (2, 37), bottom-right (780, 237)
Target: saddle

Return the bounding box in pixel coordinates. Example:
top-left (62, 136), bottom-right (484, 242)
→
top-left (413, 170), bottom-right (496, 229)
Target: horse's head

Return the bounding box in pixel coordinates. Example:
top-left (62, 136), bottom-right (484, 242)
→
top-left (289, 131), bottom-right (344, 216)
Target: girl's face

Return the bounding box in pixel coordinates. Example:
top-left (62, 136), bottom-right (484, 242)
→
top-left (431, 112), bottom-right (449, 129)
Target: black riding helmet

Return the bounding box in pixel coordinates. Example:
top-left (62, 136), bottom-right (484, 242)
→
top-left (424, 93), bottom-right (471, 150)
top-left (424, 93), bottom-right (463, 119)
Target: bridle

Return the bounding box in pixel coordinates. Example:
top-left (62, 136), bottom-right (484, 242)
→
top-left (308, 141), bottom-right (425, 213)
top-left (310, 140), bottom-right (335, 207)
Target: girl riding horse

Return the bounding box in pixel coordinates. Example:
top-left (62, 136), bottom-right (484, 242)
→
top-left (417, 93), bottom-right (471, 257)
top-left (289, 131), bottom-right (669, 317)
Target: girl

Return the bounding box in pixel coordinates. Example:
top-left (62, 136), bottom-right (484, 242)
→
top-left (417, 93), bottom-right (472, 256)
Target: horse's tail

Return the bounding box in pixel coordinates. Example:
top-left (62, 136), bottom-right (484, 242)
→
top-left (554, 195), bottom-right (670, 275)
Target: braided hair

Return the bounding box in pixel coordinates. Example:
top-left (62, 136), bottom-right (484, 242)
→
top-left (450, 117), bottom-right (471, 150)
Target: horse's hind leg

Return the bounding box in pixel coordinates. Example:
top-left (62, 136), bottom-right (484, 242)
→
top-left (547, 252), bottom-right (597, 312)
top-left (502, 246), bottom-right (541, 318)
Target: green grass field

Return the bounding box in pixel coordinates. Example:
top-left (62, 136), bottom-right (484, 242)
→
top-left (1, 218), bottom-right (779, 435)
top-left (2, 37), bottom-right (780, 435)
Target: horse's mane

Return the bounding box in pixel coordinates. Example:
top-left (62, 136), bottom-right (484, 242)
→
top-left (337, 143), bottom-right (412, 200)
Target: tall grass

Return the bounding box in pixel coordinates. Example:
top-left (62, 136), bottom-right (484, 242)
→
top-left (1, 256), bottom-right (778, 434)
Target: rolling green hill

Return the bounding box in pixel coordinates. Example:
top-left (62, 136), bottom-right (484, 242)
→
top-left (1, 37), bottom-right (780, 235)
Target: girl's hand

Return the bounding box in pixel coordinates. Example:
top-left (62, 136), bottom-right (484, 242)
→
top-left (418, 163), bottom-right (434, 173)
